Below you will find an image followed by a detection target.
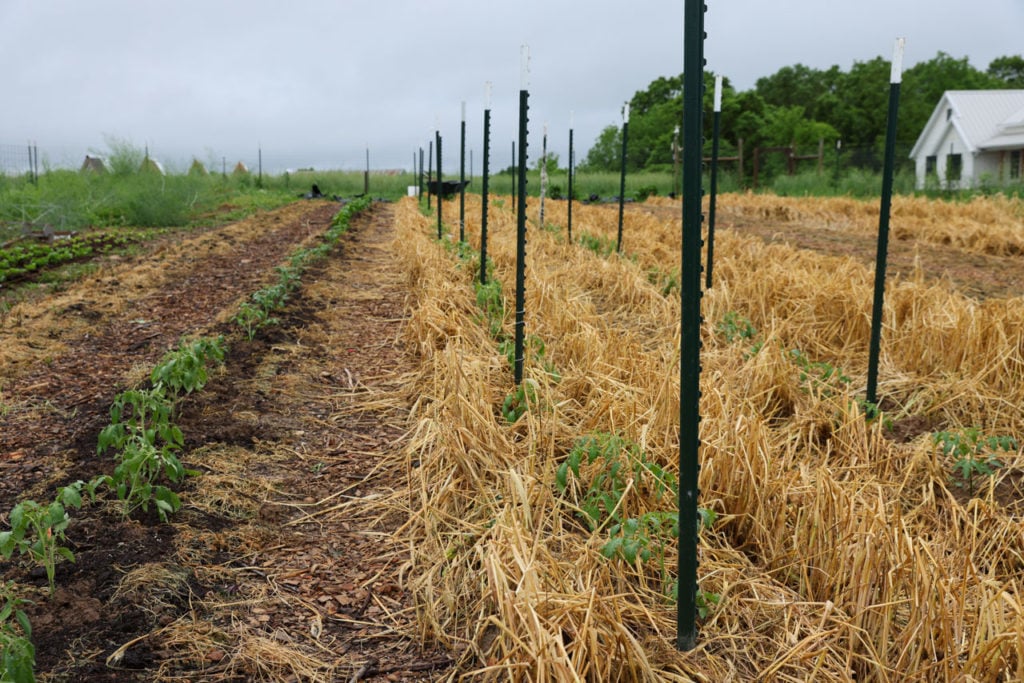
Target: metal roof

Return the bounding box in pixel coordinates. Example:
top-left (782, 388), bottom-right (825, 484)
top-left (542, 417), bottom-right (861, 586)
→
top-left (910, 90), bottom-right (1024, 157)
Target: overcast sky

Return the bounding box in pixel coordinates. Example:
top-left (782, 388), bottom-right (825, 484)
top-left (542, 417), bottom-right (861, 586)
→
top-left (1, 0), bottom-right (1021, 174)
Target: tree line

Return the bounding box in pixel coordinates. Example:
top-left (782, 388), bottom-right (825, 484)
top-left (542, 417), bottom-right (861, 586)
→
top-left (581, 52), bottom-right (1024, 179)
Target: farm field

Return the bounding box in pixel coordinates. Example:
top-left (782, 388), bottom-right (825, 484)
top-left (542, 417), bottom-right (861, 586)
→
top-left (0, 190), bottom-right (1022, 681)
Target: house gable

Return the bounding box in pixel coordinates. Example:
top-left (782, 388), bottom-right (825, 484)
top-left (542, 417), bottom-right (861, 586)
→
top-left (910, 90), bottom-right (1024, 188)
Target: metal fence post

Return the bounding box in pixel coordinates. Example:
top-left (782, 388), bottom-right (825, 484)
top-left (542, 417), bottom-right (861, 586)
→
top-left (617, 103), bottom-right (630, 253)
top-left (568, 113), bottom-right (575, 244)
top-left (460, 102), bottom-right (467, 242)
top-left (866, 38), bottom-right (906, 408)
top-left (514, 47), bottom-right (530, 386)
top-left (436, 130), bottom-right (443, 240)
top-left (678, 0), bottom-right (707, 652)
top-left (427, 140), bottom-right (433, 210)
top-left (481, 83), bottom-right (492, 285)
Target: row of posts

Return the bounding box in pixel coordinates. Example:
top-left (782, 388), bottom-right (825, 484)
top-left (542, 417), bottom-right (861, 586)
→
top-left (410, 22), bottom-right (904, 654)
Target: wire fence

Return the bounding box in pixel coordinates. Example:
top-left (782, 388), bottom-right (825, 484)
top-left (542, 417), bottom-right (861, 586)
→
top-left (0, 143), bottom-right (36, 177)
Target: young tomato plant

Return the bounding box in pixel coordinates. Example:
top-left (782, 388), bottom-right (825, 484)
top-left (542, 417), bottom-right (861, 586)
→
top-left (150, 336), bottom-right (226, 397)
top-left (0, 498), bottom-right (73, 596)
top-left (934, 428), bottom-right (1018, 496)
top-left (98, 387), bottom-right (192, 521)
top-left (0, 581), bottom-right (34, 683)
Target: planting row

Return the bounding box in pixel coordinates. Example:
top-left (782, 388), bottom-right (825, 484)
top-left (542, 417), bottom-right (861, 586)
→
top-left (0, 197), bottom-right (371, 683)
top-left (0, 232), bottom-right (140, 286)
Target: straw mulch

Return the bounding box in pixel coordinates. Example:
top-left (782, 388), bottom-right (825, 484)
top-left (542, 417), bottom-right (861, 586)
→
top-left (389, 193), bottom-right (1024, 681)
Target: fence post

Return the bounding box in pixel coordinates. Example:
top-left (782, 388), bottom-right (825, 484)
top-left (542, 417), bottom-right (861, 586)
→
top-left (427, 140), bottom-right (433, 210)
top-left (678, 0), bottom-right (706, 652)
top-left (738, 138), bottom-right (744, 187)
top-left (866, 38), bottom-right (905, 408)
top-left (436, 130), bottom-right (443, 240)
top-left (617, 103), bottom-right (630, 253)
top-left (481, 83), bottom-right (492, 285)
top-left (514, 46), bottom-right (530, 386)
top-left (568, 112), bottom-right (575, 244)
top-left (460, 102), bottom-right (466, 242)
top-left (539, 124), bottom-right (548, 230)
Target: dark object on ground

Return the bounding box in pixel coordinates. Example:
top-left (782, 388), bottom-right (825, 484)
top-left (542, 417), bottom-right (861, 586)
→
top-left (426, 180), bottom-right (471, 198)
top-left (300, 184), bottom-right (325, 199)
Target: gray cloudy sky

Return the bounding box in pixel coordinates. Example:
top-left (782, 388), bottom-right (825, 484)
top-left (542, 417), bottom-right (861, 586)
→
top-left (1, 0), bottom-right (1021, 174)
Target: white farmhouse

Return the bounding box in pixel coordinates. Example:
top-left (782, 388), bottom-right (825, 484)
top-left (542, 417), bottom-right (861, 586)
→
top-left (909, 90), bottom-right (1024, 189)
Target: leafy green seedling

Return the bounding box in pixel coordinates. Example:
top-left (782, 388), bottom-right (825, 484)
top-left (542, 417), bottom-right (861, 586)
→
top-left (934, 428), bottom-right (1018, 496)
top-left (0, 581), bottom-right (35, 683)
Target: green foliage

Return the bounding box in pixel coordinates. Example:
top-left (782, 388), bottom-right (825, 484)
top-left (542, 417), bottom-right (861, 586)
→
top-left (696, 589), bottom-right (721, 619)
top-left (0, 582), bottom-right (34, 683)
top-left (555, 434), bottom-right (677, 531)
top-left (474, 278), bottom-right (505, 338)
top-left (578, 231), bottom-right (616, 257)
top-left (0, 483), bottom-right (94, 596)
top-left (0, 233), bottom-right (136, 286)
top-left (933, 428), bottom-right (1018, 496)
top-left (555, 433), bottom-right (714, 603)
top-left (988, 55), bottom-right (1024, 87)
top-left (581, 51), bottom-right (1023, 189)
top-left (150, 336), bottom-right (226, 396)
top-left (647, 266), bottom-right (679, 297)
top-left (580, 126), bottom-right (622, 172)
top-left (97, 386), bottom-right (191, 521)
top-left (231, 197), bottom-right (371, 340)
top-left (716, 311), bottom-right (757, 343)
top-left (501, 381), bottom-right (538, 424)
top-left (789, 349), bottom-right (851, 399)
top-left (233, 301), bottom-right (278, 341)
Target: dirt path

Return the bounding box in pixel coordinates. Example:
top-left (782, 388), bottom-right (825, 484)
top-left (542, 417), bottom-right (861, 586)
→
top-left (0, 202), bottom-right (451, 680)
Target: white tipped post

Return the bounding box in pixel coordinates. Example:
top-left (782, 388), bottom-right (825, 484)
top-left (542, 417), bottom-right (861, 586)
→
top-left (623, 101), bottom-right (630, 124)
top-left (714, 75), bottom-right (723, 112)
top-left (485, 81), bottom-right (492, 110)
top-left (461, 101), bottom-right (466, 122)
top-left (570, 110), bottom-right (575, 130)
top-left (890, 37), bottom-right (906, 84)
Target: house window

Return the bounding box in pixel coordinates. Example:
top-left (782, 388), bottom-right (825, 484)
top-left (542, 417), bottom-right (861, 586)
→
top-left (947, 153), bottom-right (963, 181)
top-left (925, 155), bottom-right (937, 176)
top-left (1011, 150), bottom-right (1022, 180)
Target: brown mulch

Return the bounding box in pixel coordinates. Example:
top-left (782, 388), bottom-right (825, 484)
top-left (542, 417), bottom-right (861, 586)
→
top-left (0, 201), bottom-right (452, 680)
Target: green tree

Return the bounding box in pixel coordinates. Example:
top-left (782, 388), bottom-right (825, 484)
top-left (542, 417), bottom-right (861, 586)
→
top-left (755, 63), bottom-right (840, 120)
top-left (581, 125), bottom-right (621, 172)
top-left (535, 152), bottom-right (561, 174)
top-left (900, 52), bottom-right (1002, 145)
top-left (988, 55), bottom-right (1024, 87)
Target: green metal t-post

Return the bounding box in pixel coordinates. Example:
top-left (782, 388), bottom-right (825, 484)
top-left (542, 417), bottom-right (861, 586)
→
top-left (460, 101), bottom-right (467, 243)
top-left (568, 113), bottom-right (575, 244)
top-left (481, 83), bottom-right (492, 285)
top-left (866, 38), bottom-right (905, 408)
top-left (427, 140), bottom-right (433, 210)
top-left (617, 103), bottom-right (630, 253)
top-left (514, 48), bottom-right (530, 386)
top-left (436, 131), bottom-right (443, 240)
top-left (678, 0), bottom-right (706, 653)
